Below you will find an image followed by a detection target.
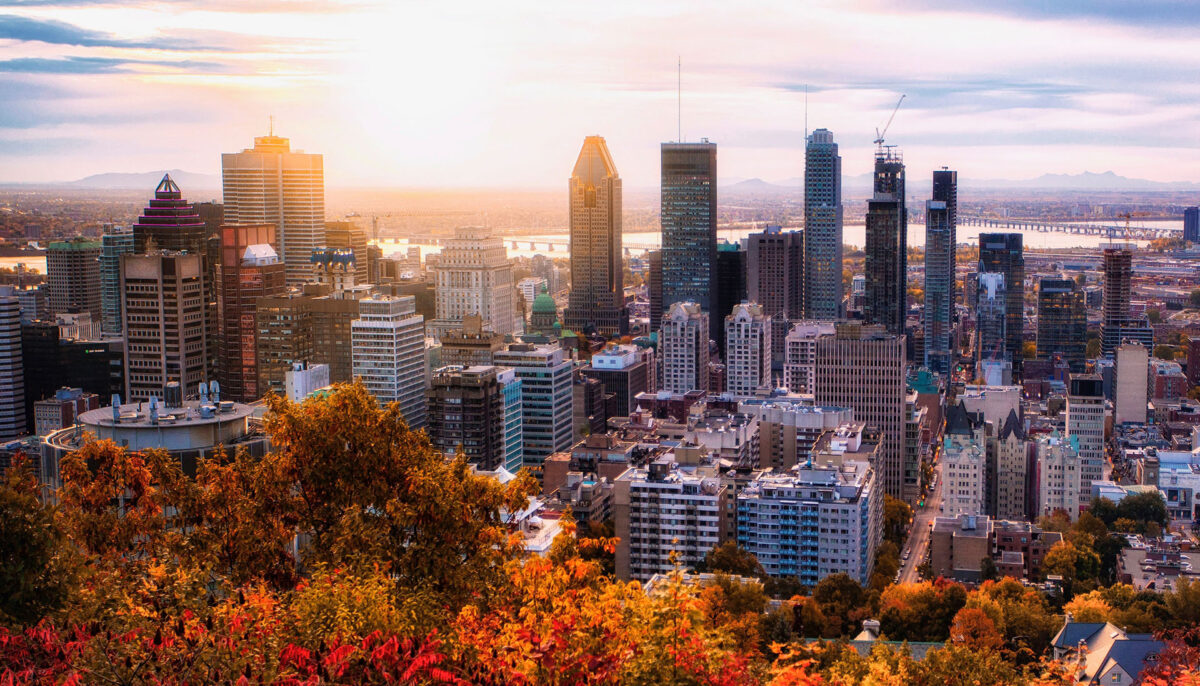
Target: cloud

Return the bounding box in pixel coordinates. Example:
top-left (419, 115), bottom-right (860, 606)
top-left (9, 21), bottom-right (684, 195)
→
top-left (0, 0), bottom-right (373, 11)
top-left (904, 0), bottom-right (1200, 28)
top-left (0, 55), bottom-right (226, 73)
top-left (0, 13), bottom-right (214, 49)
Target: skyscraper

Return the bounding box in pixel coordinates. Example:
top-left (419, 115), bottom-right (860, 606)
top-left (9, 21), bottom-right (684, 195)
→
top-left (659, 301), bottom-right (710, 394)
top-left (1100, 247), bottom-right (1153, 356)
top-left (714, 241), bottom-right (746, 361)
top-left (1066, 374), bottom-right (1105, 510)
top-left (864, 149), bottom-right (906, 336)
top-left (932, 169), bottom-right (958, 310)
top-left (351, 295), bottom-right (428, 429)
top-left (978, 233), bottom-right (1024, 367)
top-left (0, 287), bottom-right (25, 440)
top-left (222, 130), bottom-right (325, 286)
top-left (428, 227), bottom-right (517, 339)
top-left (1036, 277), bottom-right (1087, 372)
top-left (661, 140), bottom-right (719, 345)
top-left (804, 128), bottom-right (843, 319)
top-left (494, 343), bottom-right (573, 478)
top-left (1185, 206), bottom-right (1199, 243)
top-left (46, 237), bottom-right (101, 319)
top-left (563, 136), bottom-right (628, 335)
top-left (426, 365), bottom-right (514, 472)
top-left (923, 199), bottom-right (953, 375)
top-left (724, 303), bottom-right (771, 397)
top-left (99, 225), bottom-right (134, 336)
top-left (217, 223), bottom-right (286, 402)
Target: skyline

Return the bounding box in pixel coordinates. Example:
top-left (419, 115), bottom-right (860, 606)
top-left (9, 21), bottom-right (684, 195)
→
top-left (2, 1), bottom-right (1200, 188)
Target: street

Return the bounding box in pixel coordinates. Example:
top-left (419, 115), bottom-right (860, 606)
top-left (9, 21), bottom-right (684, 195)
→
top-left (898, 468), bottom-right (942, 584)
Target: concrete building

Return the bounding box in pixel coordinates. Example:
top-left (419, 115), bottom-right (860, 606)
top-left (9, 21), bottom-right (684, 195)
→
top-left (120, 252), bottom-right (211, 403)
top-left (1067, 374), bottom-right (1106, 509)
top-left (427, 365), bottom-right (519, 472)
top-left (517, 277), bottom-right (547, 308)
top-left (959, 385), bottom-right (1022, 430)
top-left (216, 224), bottom-right (285, 402)
top-left (1114, 343), bottom-right (1149, 425)
top-left (438, 315), bottom-right (505, 367)
top-left (724, 302), bottom-right (771, 397)
top-left (99, 225), bottom-right (134, 336)
top-left (32, 387), bottom-right (100, 436)
top-left (222, 130), bottom-right (325, 285)
top-left (1100, 247), bottom-right (1154, 356)
top-left (0, 288), bottom-right (25, 439)
top-left (783, 321), bottom-right (836, 395)
top-left (1038, 432), bottom-right (1081, 519)
top-left (323, 221), bottom-right (369, 285)
top-left (494, 343), bottom-right (573, 477)
top-left (46, 237), bottom-right (102, 320)
top-left (580, 344), bottom-right (650, 418)
top-left (738, 397), bottom-right (853, 471)
top-left (992, 410), bottom-right (1030, 521)
top-left (976, 272), bottom-right (1008, 366)
top-left (864, 149), bottom-right (907, 336)
top-left (942, 404), bottom-right (986, 517)
top-left (351, 296), bottom-right (427, 429)
top-left (660, 140), bottom-right (719, 345)
top-left (803, 128), bottom-right (843, 319)
top-left (563, 136), bottom-right (628, 335)
top-left (814, 324), bottom-right (909, 501)
top-left (283, 361), bottom-right (330, 402)
top-left (746, 225), bottom-right (803, 323)
top-left (738, 448), bottom-right (881, 586)
top-left (659, 301), bottom-right (709, 394)
top-left (14, 285), bottom-right (48, 326)
top-left (428, 226), bottom-right (517, 339)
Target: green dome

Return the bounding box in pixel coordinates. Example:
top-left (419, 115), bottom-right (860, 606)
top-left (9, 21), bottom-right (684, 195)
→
top-left (532, 284), bottom-right (557, 315)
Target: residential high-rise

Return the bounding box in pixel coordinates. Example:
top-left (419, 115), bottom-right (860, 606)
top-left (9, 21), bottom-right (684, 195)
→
top-left (46, 237), bottom-right (101, 319)
top-left (217, 224), bottom-right (286, 402)
top-left (714, 241), bottom-right (746, 361)
top-left (439, 315), bottom-right (504, 367)
top-left (864, 149), bottom-right (906, 336)
top-left (924, 199), bottom-right (954, 375)
top-left (978, 234), bottom-right (1024, 367)
top-left (942, 403), bottom-right (986, 517)
top-left (1037, 432), bottom-right (1081, 519)
top-left (427, 365), bottom-right (514, 471)
top-left (1036, 277), bottom-right (1087, 372)
top-left (563, 136), bottom-right (627, 335)
top-left (932, 169), bottom-right (958, 309)
top-left (1114, 343), bottom-right (1149, 425)
top-left (659, 301), bottom-right (710, 394)
top-left (0, 288), bottom-right (25, 440)
top-left (428, 226), bottom-right (517, 339)
top-left (976, 272), bottom-right (1008, 366)
top-left (1066, 374), bottom-right (1105, 511)
top-left (255, 294), bottom-right (314, 395)
top-left (661, 140), bottom-right (718, 345)
top-left (747, 226), bottom-right (802, 373)
top-left (804, 128), bottom-right (843, 319)
top-left (323, 221), bottom-right (369, 285)
top-left (222, 130), bottom-right (325, 285)
top-left (739, 398), bottom-right (853, 471)
top-left (99, 226), bottom-right (134, 336)
top-left (351, 296), bottom-right (427, 429)
top-left (991, 409), bottom-right (1029, 521)
top-left (724, 303), bottom-right (771, 397)
top-left (1185, 206), bottom-right (1199, 243)
top-left (1100, 247), bottom-right (1153, 356)
top-left (783, 321), bottom-right (836, 394)
top-left (120, 252), bottom-right (211, 403)
top-left (493, 343), bottom-right (573, 477)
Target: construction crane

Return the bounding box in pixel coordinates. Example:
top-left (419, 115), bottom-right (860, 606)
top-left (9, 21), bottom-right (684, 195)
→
top-left (1113, 211), bottom-right (1154, 243)
top-left (874, 94), bottom-right (906, 149)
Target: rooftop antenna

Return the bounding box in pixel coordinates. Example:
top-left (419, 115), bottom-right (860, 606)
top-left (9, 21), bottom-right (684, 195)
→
top-left (677, 56), bottom-right (682, 143)
top-left (269, 114), bottom-right (274, 136)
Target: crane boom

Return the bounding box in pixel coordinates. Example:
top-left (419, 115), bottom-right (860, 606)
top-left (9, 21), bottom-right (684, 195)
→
top-left (874, 94), bottom-right (906, 147)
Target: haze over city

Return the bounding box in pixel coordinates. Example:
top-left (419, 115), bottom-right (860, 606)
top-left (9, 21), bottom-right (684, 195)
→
top-left (2, 0), bottom-right (1200, 187)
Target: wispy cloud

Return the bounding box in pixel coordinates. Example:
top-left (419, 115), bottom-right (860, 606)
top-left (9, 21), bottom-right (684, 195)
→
top-left (0, 55), bottom-right (226, 73)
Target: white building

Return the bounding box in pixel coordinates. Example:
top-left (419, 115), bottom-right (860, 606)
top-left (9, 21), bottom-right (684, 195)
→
top-left (517, 277), bottom-right (547, 307)
top-left (221, 131), bottom-right (325, 286)
top-left (942, 404), bottom-right (986, 517)
top-left (351, 296), bottom-right (427, 429)
top-left (783, 321), bottom-right (836, 394)
top-left (724, 303), bottom-right (771, 397)
top-left (659, 301), bottom-right (709, 394)
top-left (429, 227), bottom-right (517, 339)
top-left (1067, 375), bottom-right (1106, 509)
top-left (0, 287), bottom-right (25, 439)
top-left (737, 397), bottom-right (853, 471)
top-left (284, 362), bottom-right (331, 403)
top-left (1114, 343), bottom-right (1149, 425)
top-left (1038, 432), bottom-right (1081, 519)
top-left (493, 343), bottom-right (573, 474)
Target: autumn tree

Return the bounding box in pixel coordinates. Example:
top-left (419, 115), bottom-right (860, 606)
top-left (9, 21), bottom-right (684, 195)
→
top-left (0, 455), bottom-right (74, 625)
top-left (949, 607), bottom-right (1003, 651)
top-left (882, 495), bottom-right (912, 548)
top-left (704, 540), bottom-right (766, 579)
top-left (878, 579), bottom-right (967, 643)
top-left (812, 573), bottom-right (870, 638)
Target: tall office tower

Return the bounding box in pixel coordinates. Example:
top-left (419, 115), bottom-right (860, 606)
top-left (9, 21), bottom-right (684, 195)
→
top-left (804, 128), bottom-right (843, 319)
top-left (932, 169), bottom-right (958, 309)
top-left (427, 365), bottom-right (513, 471)
top-left (99, 225), bottom-right (134, 335)
top-left (255, 294), bottom-right (314, 395)
top-left (661, 140), bottom-right (719, 346)
top-left (120, 252), bottom-right (210, 403)
top-left (1037, 432), bottom-right (1081, 519)
top-left (1066, 374), bottom-right (1105, 511)
top-left (864, 149), bottom-right (906, 336)
top-left (217, 224), bottom-right (285, 402)
top-left (978, 234), bottom-right (1024, 368)
top-left (647, 249), bottom-right (664, 327)
top-left (0, 288), bottom-right (25, 439)
top-left (1036, 277), bottom-right (1087, 372)
top-left (563, 136), bottom-right (628, 335)
top-left (351, 295), bottom-right (427, 428)
top-left (1114, 343), bottom-right (1149, 425)
top-left (747, 226), bottom-right (803, 372)
top-left (581, 344), bottom-right (650, 417)
top-left (1185, 206), bottom-right (1200, 243)
top-left (783, 320), bottom-right (836, 394)
top-left (324, 221), bottom-right (369, 285)
top-left (222, 130), bottom-right (325, 286)
top-left (428, 226), bottom-right (517, 339)
top-left (1100, 247), bottom-right (1153, 356)
top-left (976, 272), bottom-right (1008, 366)
top-left (724, 303), bottom-right (771, 397)
top-left (658, 301), bottom-right (710, 394)
top-left (923, 200), bottom-right (953, 375)
top-left (714, 241), bottom-right (746, 360)
top-left (46, 237), bottom-right (102, 319)
top-left (992, 409), bottom-right (1029, 521)
top-left (814, 324), bottom-right (908, 501)
top-left (494, 343), bottom-right (573, 477)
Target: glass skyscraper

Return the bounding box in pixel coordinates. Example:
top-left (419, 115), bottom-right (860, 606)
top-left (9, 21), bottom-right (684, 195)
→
top-left (661, 140), bottom-right (718, 345)
top-left (564, 136), bottom-right (627, 335)
top-left (100, 224), bottom-right (134, 336)
top-left (978, 233), bottom-right (1024, 367)
top-left (932, 169), bottom-right (958, 312)
top-left (923, 199), bottom-right (953, 375)
top-left (864, 149), bottom-right (906, 336)
top-left (804, 128), bottom-right (843, 319)
top-left (1036, 277), bottom-right (1087, 372)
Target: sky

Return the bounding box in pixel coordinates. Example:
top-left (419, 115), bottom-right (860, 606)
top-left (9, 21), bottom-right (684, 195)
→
top-left (1, 0), bottom-right (1199, 189)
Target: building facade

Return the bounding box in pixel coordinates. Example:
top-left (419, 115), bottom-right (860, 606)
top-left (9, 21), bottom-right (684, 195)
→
top-left (1036, 277), bottom-right (1087, 372)
top-left (1066, 375), bottom-right (1105, 510)
top-left (351, 296), bottom-right (427, 429)
top-left (46, 237), bottom-right (102, 320)
top-left (978, 233), bottom-right (1024, 367)
top-left (783, 321), bottom-right (836, 394)
top-left (864, 149), bottom-right (906, 336)
top-left (563, 136), bottom-right (628, 335)
top-left (216, 224), bottom-right (285, 402)
top-left (429, 226), bottom-right (517, 338)
top-left (1038, 432), bottom-right (1081, 518)
top-left (804, 128), bottom-right (843, 319)
top-left (100, 225), bottom-right (134, 336)
top-left (493, 343), bottom-right (573, 476)
top-left (924, 199), bottom-right (954, 375)
top-left (660, 141), bottom-right (719, 345)
top-left (427, 365), bottom-right (513, 471)
top-left (0, 289), bottom-right (24, 439)
top-left (724, 303), bottom-right (771, 397)
top-left (1100, 247), bottom-right (1153, 356)
top-left (659, 301), bottom-right (710, 394)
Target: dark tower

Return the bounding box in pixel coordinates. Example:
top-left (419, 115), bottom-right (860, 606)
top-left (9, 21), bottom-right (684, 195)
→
top-left (661, 140), bottom-right (719, 346)
top-left (864, 149), bottom-right (906, 336)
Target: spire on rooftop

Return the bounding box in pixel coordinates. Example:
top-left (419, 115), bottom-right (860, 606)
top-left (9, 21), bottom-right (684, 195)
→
top-left (155, 173), bottom-right (181, 197)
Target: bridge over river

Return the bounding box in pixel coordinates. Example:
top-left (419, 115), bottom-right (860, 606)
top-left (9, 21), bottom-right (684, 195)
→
top-left (961, 215), bottom-right (1179, 240)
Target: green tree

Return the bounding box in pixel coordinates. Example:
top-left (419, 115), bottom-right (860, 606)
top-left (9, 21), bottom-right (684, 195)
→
top-left (1116, 491), bottom-right (1168, 528)
top-left (883, 494), bottom-right (913, 548)
top-left (1086, 337), bottom-right (1102, 359)
top-left (1147, 308), bottom-right (1162, 324)
top-left (980, 556), bottom-right (999, 583)
top-left (1191, 289), bottom-right (1200, 308)
top-left (702, 540), bottom-right (765, 578)
top-left (1155, 344), bottom-right (1177, 360)
top-left (0, 456), bottom-right (74, 625)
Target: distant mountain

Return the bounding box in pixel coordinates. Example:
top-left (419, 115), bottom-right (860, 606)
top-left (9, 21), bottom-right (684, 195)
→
top-left (69, 169), bottom-right (220, 191)
top-left (969, 171), bottom-right (1200, 191)
top-left (722, 178), bottom-right (797, 194)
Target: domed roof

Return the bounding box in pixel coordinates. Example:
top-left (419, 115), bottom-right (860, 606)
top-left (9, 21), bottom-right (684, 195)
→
top-left (532, 284), bottom-right (557, 315)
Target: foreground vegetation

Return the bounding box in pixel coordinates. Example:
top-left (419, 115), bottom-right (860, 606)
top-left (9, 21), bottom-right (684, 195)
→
top-left (1, 383), bottom-right (1197, 685)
